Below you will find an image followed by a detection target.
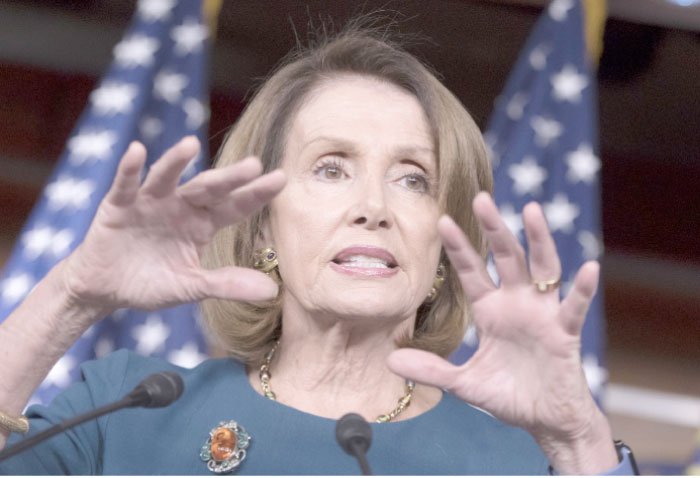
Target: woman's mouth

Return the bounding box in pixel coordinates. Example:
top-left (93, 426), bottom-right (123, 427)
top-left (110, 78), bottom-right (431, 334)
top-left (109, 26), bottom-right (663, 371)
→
top-left (331, 247), bottom-right (399, 277)
top-left (331, 255), bottom-right (396, 269)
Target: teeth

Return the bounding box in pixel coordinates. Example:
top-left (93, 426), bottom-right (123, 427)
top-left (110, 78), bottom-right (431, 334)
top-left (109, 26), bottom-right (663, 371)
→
top-left (342, 262), bottom-right (388, 269)
top-left (338, 255), bottom-right (389, 268)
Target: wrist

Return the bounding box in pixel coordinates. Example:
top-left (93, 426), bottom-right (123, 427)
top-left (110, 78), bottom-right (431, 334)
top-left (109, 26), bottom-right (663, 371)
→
top-left (57, 254), bottom-right (117, 321)
top-left (535, 407), bottom-right (619, 475)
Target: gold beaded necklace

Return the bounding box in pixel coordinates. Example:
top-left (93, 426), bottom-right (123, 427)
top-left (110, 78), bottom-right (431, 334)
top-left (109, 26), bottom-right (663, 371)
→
top-left (259, 340), bottom-right (415, 423)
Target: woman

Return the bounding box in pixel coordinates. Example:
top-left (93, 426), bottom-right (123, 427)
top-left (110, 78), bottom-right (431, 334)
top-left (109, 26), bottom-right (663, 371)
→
top-left (0, 26), bottom-right (633, 474)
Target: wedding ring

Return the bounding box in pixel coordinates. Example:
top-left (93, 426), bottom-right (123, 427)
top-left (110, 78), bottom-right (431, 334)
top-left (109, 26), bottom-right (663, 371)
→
top-left (533, 277), bottom-right (561, 293)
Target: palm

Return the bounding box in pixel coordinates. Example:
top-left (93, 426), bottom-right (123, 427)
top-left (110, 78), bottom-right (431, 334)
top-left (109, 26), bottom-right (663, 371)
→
top-left (62, 138), bottom-right (285, 314)
top-left (452, 289), bottom-right (590, 433)
top-left (388, 192), bottom-right (600, 438)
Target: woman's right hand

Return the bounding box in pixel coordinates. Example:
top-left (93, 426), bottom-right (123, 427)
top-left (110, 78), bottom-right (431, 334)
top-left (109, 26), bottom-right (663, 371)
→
top-left (60, 136), bottom-right (285, 317)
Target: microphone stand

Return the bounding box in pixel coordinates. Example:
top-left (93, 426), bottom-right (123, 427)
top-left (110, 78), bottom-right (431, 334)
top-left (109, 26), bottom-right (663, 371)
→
top-left (0, 371), bottom-right (182, 463)
top-left (335, 412), bottom-right (373, 475)
top-left (0, 395), bottom-right (138, 462)
top-left (347, 440), bottom-right (372, 476)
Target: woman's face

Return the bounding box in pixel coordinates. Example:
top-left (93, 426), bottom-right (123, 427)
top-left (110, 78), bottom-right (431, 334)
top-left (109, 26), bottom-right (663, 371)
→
top-left (268, 75), bottom-right (442, 324)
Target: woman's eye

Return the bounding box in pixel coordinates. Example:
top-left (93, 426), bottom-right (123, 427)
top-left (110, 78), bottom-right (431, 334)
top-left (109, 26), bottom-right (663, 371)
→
top-left (323, 165), bottom-right (342, 180)
top-left (313, 159), bottom-right (347, 181)
top-left (400, 174), bottom-right (428, 192)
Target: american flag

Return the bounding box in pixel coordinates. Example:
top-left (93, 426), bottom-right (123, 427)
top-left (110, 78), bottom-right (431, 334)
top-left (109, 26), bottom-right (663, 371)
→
top-left (0, 0), bottom-right (211, 406)
top-left (449, 0), bottom-right (607, 401)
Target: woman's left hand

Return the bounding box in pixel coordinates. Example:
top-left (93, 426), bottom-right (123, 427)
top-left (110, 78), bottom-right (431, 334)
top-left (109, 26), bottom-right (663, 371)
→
top-left (387, 192), bottom-right (618, 474)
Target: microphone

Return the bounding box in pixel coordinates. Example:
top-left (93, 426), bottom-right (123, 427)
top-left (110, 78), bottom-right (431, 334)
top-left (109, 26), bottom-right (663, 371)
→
top-left (0, 371), bottom-right (183, 462)
top-left (125, 371), bottom-right (184, 408)
top-left (335, 412), bottom-right (373, 475)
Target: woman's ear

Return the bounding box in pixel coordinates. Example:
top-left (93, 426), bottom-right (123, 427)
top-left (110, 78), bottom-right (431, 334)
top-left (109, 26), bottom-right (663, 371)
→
top-left (254, 218), bottom-right (274, 250)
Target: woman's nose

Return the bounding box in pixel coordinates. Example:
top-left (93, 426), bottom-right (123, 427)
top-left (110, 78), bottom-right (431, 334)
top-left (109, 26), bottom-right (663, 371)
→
top-left (351, 179), bottom-right (392, 230)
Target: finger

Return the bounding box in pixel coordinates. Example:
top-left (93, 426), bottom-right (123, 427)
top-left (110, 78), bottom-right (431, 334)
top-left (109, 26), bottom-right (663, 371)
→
top-left (523, 202), bottom-right (562, 288)
top-left (559, 261), bottom-right (600, 335)
top-left (105, 142), bottom-right (146, 206)
top-left (178, 157), bottom-right (263, 207)
top-left (387, 348), bottom-right (462, 392)
top-left (141, 136), bottom-right (200, 197)
top-left (472, 192), bottom-right (529, 286)
top-left (438, 215), bottom-right (495, 301)
top-left (196, 267), bottom-right (279, 302)
top-left (210, 169), bottom-right (287, 226)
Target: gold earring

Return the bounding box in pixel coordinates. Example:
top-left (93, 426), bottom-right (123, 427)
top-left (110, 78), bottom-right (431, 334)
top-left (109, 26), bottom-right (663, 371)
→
top-left (253, 248), bottom-right (279, 280)
top-left (427, 263), bottom-right (446, 302)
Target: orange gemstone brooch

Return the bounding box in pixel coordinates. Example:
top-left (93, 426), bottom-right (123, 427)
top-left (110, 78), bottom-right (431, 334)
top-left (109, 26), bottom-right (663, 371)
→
top-left (200, 420), bottom-right (250, 474)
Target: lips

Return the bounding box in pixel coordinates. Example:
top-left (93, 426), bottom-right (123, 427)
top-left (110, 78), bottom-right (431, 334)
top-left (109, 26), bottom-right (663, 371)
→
top-left (330, 246), bottom-right (399, 278)
top-left (332, 246), bottom-right (398, 268)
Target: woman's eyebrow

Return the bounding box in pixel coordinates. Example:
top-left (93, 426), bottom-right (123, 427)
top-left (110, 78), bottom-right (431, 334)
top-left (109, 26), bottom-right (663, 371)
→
top-left (395, 145), bottom-right (435, 159)
top-left (301, 135), bottom-right (358, 153)
top-left (301, 136), bottom-right (436, 168)
top-left (395, 145), bottom-right (437, 172)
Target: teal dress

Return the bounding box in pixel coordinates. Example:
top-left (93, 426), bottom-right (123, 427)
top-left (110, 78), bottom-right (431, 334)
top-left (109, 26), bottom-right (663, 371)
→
top-left (0, 350), bottom-right (630, 475)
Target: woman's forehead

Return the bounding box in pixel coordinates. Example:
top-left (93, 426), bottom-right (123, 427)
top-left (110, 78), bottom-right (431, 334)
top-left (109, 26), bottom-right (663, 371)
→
top-left (288, 75), bottom-right (435, 155)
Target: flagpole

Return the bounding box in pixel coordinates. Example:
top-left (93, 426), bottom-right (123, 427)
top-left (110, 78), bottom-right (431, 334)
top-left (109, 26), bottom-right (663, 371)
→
top-left (583, 0), bottom-right (607, 66)
top-left (203, 0), bottom-right (223, 40)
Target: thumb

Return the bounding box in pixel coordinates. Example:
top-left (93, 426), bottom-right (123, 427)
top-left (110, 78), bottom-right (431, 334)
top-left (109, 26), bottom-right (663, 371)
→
top-left (387, 348), bottom-right (461, 392)
top-left (197, 267), bottom-right (279, 302)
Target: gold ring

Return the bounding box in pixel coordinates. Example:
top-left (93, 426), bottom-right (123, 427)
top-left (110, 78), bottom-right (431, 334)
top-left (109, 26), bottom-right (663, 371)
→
top-left (533, 277), bottom-right (561, 293)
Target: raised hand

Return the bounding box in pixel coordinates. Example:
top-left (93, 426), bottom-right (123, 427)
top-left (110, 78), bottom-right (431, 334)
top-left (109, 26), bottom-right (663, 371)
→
top-left (60, 137), bottom-right (286, 315)
top-left (388, 192), bottom-right (618, 474)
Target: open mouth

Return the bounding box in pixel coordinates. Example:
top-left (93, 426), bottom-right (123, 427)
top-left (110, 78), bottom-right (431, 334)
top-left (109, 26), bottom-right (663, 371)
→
top-left (331, 255), bottom-right (398, 269)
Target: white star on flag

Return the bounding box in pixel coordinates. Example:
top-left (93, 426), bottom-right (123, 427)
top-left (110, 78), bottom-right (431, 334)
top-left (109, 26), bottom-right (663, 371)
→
top-left (45, 177), bottom-right (96, 210)
top-left (499, 203), bottom-right (524, 239)
top-left (21, 226), bottom-right (74, 260)
top-left (566, 143), bottom-right (600, 184)
top-left (1, 274), bottom-right (34, 305)
top-left (483, 132), bottom-right (499, 167)
top-left (113, 34), bottom-right (160, 68)
top-left (183, 98), bottom-right (208, 129)
top-left (153, 70), bottom-right (189, 103)
top-left (95, 337), bottom-right (116, 358)
top-left (530, 115), bottom-right (564, 147)
top-left (90, 82), bottom-right (139, 116)
top-left (578, 230), bottom-right (602, 261)
top-left (529, 43), bottom-right (551, 71)
top-left (462, 325), bottom-right (479, 348)
top-left (139, 116), bottom-right (164, 142)
top-left (168, 341), bottom-right (208, 368)
top-left (132, 314), bottom-right (171, 355)
top-left (171, 18), bottom-right (208, 56)
top-left (506, 92), bottom-right (529, 120)
top-left (548, 0), bottom-right (575, 21)
top-left (137, 0), bottom-right (175, 22)
top-left (67, 130), bottom-right (118, 164)
top-left (42, 355), bottom-right (77, 389)
top-left (508, 156), bottom-right (548, 196)
top-left (551, 64), bottom-right (588, 103)
top-left (110, 308), bottom-right (129, 320)
top-left (582, 354), bottom-right (608, 397)
top-left (543, 193), bottom-right (580, 233)
top-left (82, 324), bottom-right (96, 339)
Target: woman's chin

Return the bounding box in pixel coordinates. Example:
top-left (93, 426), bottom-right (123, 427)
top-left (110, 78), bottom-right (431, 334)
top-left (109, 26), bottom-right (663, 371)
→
top-left (319, 292), bottom-right (417, 323)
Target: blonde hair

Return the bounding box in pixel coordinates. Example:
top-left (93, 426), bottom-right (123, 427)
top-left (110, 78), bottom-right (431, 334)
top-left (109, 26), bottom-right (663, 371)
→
top-left (201, 22), bottom-right (493, 364)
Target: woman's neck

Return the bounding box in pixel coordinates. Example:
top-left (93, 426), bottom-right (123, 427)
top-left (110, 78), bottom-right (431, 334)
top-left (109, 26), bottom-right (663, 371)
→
top-left (246, 302), bottom-right (442, 422)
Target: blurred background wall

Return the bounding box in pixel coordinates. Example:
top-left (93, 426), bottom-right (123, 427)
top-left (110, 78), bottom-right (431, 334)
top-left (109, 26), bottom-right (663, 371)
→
top-left (0, 0), bottom-right (698, 471)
